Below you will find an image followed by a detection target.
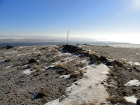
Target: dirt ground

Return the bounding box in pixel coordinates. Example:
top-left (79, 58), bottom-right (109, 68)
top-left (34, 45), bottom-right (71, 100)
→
top-left (0, 44), bottom-right (140, 105)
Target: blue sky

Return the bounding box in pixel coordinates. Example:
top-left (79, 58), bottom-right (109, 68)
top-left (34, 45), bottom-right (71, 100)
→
top-left (0, 0), bottom-right (140, 43)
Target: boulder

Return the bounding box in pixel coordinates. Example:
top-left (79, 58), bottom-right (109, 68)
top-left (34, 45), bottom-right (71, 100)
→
top-left (137, 99), bottom-right (140, 105)
top-left (61, 45), bottom-right (82, 53)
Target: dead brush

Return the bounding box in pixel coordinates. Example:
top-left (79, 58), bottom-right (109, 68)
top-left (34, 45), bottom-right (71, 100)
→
top-left (52, 50), bottom-right (58, 55)
top-left (70, 59), bottom-right (76, 64)
top-left (108, 70), bottom-right (116, 76)
top-left (113, 64), bottom-right (118, 69)
top-left (1, 54), bottom-right (5, 58)
top-left (75, 62), bottom-right (85, 67)
top-left (80, 101), bottom-right (95, 105)
top-left (107, 96), bottom-right (127, 104)
top-left (70, 70), bottom-right (83, 78)
top-left (54, 46), bottom-right (60, 50)
top-left (32, 65), bottom-right (41, 72)
top-left (56, 63), bottom-right (64, 68)
top-left (78, 69), bottom-right (86, 74)
top-left (61, 59), bottom-right (65, 62)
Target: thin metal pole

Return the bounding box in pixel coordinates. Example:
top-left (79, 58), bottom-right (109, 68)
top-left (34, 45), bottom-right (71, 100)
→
top-left (67, 30), bottom-right (69, 45)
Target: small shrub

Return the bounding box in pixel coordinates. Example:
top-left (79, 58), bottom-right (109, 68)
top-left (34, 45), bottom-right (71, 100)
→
top-left (61, 59), bottom-right (65, 62)
top-left (107, 96), bottom-right (126, 104)
top-left (32, 65), bottom-right (40, 72)
top-left (56, 63), bottom-right (63, 68)
top-left (108, 70), bottom-right (116, 76)
top-left (5, 59), bottom-right (11, 62)
top-left (28, 59), bottom-right (37, 64)
top-left (113, 64), bottom-right (118, 69)
top-left (78, 69), bottom-right (86, 74)
top-left (70, 71), bottom-right (83, 78)
top-left (80, 101), bottom-right (95, 105)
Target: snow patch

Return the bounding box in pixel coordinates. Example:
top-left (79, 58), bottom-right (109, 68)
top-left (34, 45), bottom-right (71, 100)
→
top-left (22, 64), bottom-right (28, 68)
top-left (22, 69), bottom-right (35, 75)
top-left (45, 64), bottom-right (109, 105)
top-left (5, 65), bottom-right (13, 68)
top-left (60, 75), bottom-right (71, 79)
top-left (124, 96), bottom-right (137, 103)
top-left (101, 71), bottom-right (110, 76)
top-left (127, 61), bottom-right (133, 65)
top-left (124, 79), bottom-right (140, 86)
top-left (134, 62), bottom-right (140, 66)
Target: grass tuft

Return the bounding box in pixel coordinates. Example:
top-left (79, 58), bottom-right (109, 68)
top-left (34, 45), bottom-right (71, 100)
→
top-left (32, 65), bottom-right (41, 72)
top-left (56, 63), bottom-right (64, 68)
top-left (108, 70), bottom-right (116, 76)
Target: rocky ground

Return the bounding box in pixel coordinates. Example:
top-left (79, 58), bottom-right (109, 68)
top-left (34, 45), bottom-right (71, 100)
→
top-left (0, 44), bottom-right (140, 105)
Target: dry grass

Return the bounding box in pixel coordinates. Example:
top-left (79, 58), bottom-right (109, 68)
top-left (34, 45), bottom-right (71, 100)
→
top-left (61, 59), bottom-right (65, 62)
top-left (70, 59), bottom-right (76, 63)
top-left (113, 64), bottom-right (118, 69)
top-left (52, 50), bottom-right (58, 55)
top-left (5, 59), bottom-right (11, 62)
top-left (107, 96), bottom-right (127, 104)
top-left (32, 65), bottom-right (41, 72)
top-left (56, 63), bottom-right (64, 68)
top-left (1, 53), bottom-right (6, 58)
top-left (80, 101), bottom-right (95, 105)
top-left (78, 69), bottom-right (86, 74)
top-left (108, 70), bottom-right (116, 76)
top-left (54, 46), bottom-right (60, 50)
top-left (75, 62), bottom-right (86, 67)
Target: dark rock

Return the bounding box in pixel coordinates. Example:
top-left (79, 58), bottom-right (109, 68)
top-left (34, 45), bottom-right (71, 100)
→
top-left (113, 60), bottom-right (123, 67)
top-left (61, 45), bottom-right (82, 53)
top-left (106, 61), bottom-right (112, 66)
top-left (31, 92), bottom-right (45, 100)
top-left (134, 65), bottom-right (140, 72)
top-left (4, 59), bottom-right (11, 62)
top-left (4, 45), bottom-right (14, 49)
top-left (28, 59), bottom-right (37, 64)
top-left (122, 91), bottom-right (127, 96)
top-left (99, 56), bottom-right (107, 62)
top-left (137, 99), bottom-right (140, 105)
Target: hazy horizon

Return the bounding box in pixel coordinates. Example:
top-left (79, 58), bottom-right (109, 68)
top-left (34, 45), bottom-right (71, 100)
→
top-left (0, 0), bottom-right (140, 44)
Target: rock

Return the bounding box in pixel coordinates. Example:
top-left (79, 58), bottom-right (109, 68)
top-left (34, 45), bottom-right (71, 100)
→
top-left (4, 59), bottom-right (11, 62)
top-left (113, 60), bottom-right (123, 67)
top-left (134, 65), bottom-right (140, 72)
top-left (99, 56), bottom-right (107, 62)
top-left (61, 45), bottom-right (82, 53)
top-left (137, 99), bottom-right (140, 105)
top-left (31, 92), bottom-right (45, 100)
top-left (3, 45), bottom-right (14, 49)
top-left (28, 59), bottom-right (37, 64)
top-left (4, 45), bottom-right (14, 49)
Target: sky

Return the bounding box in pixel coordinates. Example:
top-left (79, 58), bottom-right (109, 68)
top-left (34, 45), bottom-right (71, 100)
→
top-left (0, 0), bottom-right (140, 44)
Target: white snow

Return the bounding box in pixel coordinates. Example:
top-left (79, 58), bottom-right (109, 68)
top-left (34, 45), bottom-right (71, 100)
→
top-left (13, 51), bottom-right (18, 53)
top-left (101, 71), bottom-right (110, 76)
top-left (122, 58), bottom-right (126, 61)
top-left (134, 62), bottom-right (140, 66)
top-left (45, 64), bottom-right (109, 105)
top-left (22, 69), bottom-right (35, 75)
top-left (5, 65), bottom-right (13, 68)
top-left (127, 61), bottom-right (133, 65)
top-left (60, 75), bottom-right (71, 79)
top-left (124, 79), bottom-right (140, 86)
top-left (22, 64), bottom-right (28, 68)
top-left (124, 96), bottom-right (137, 103)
